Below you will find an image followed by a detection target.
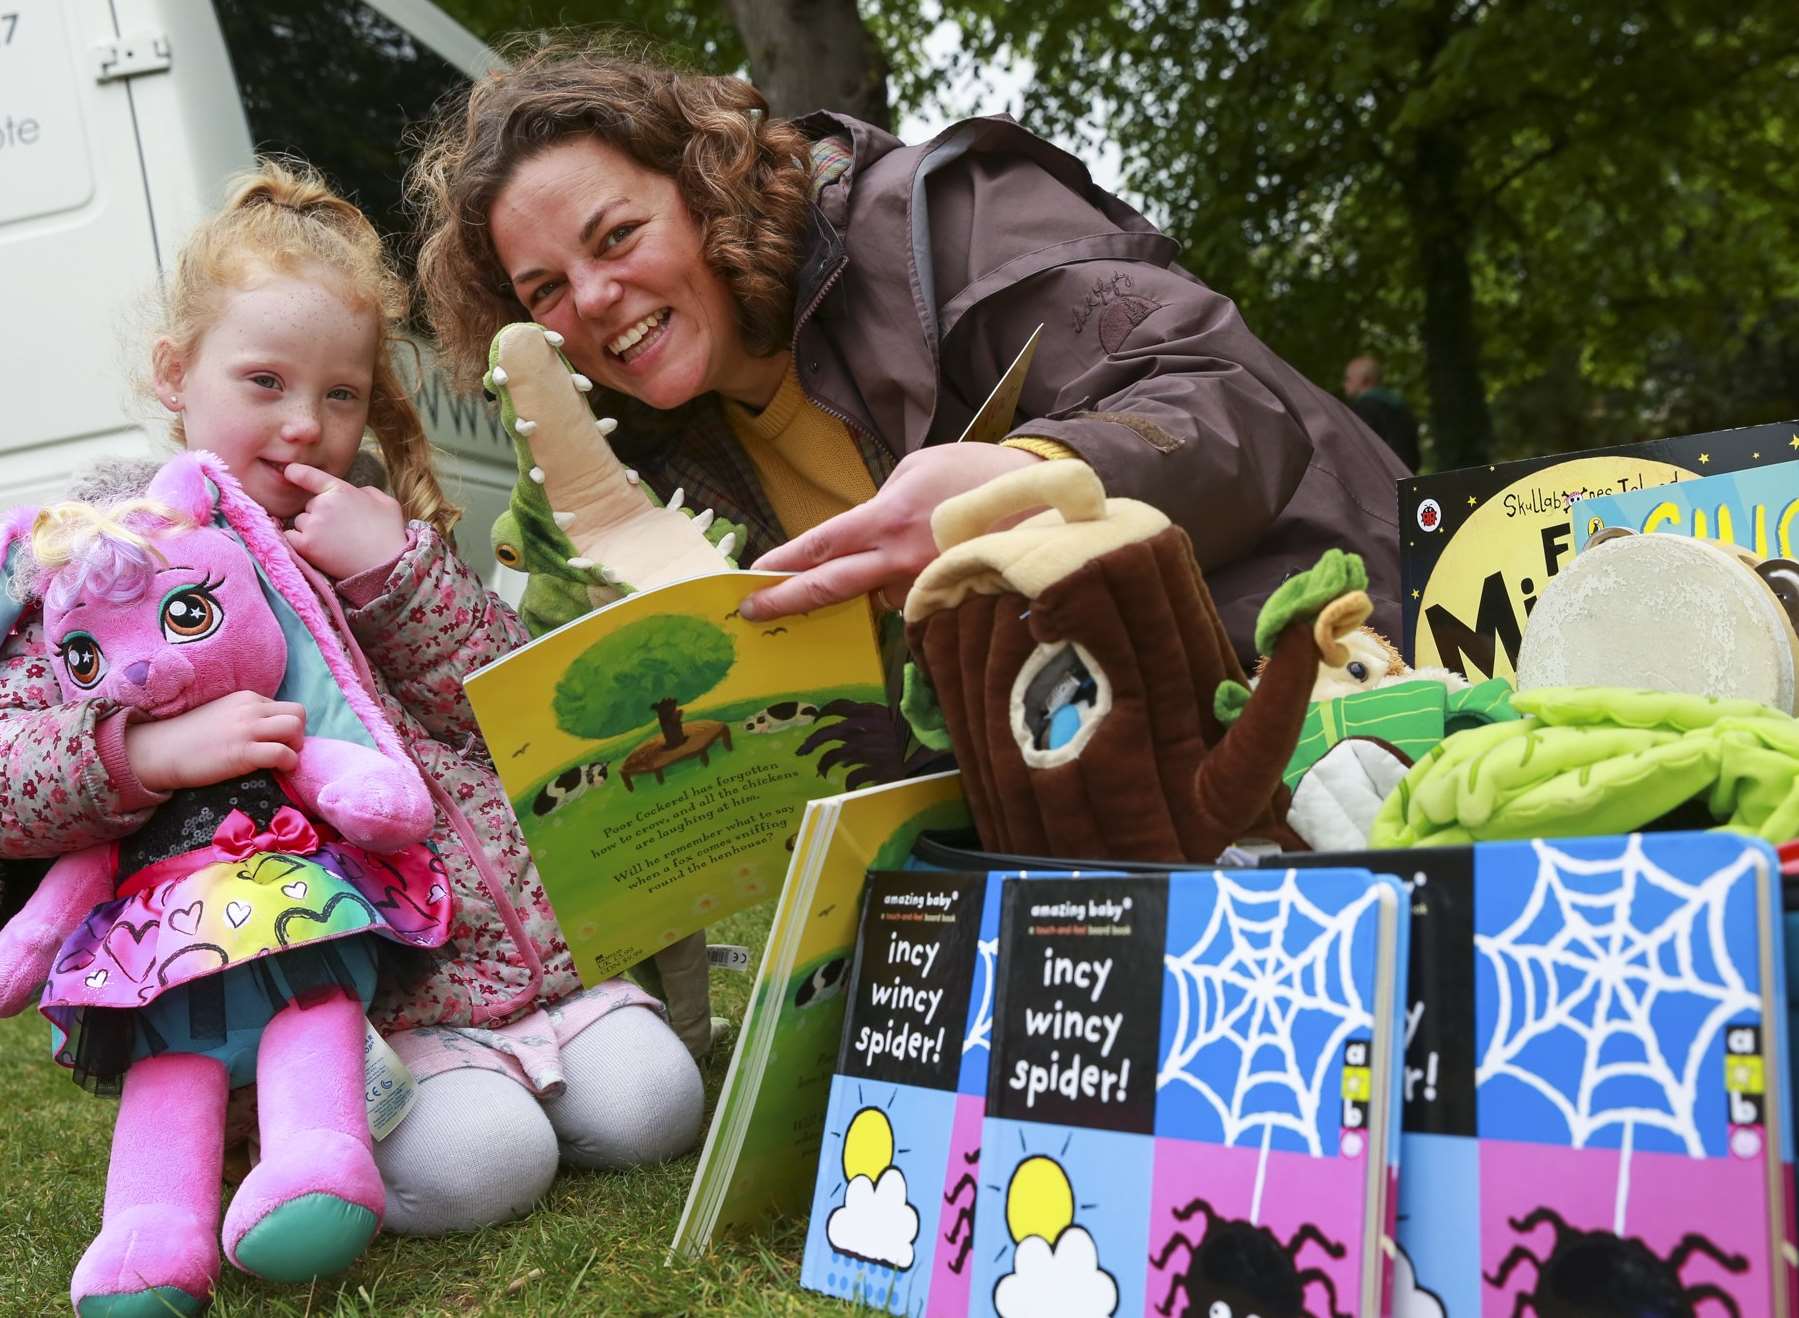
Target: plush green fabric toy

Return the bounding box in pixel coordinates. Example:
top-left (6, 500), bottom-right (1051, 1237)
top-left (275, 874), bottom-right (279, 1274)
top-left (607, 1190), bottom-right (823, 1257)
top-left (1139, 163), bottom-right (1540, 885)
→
top-left (1283, 676), bottom-right (1517, 791)
top-left (484, 323), bottom-right (745, 1057)
top-left (1368, 686), bottom-right (1799, 847)
top-left (485, 323), bottom-right (745, 635)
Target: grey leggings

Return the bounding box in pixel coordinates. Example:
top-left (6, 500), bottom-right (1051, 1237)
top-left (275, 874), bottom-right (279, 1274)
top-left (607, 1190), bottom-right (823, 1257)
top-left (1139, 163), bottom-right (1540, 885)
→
top-left (373, 1004), bottom-right (705, 1235)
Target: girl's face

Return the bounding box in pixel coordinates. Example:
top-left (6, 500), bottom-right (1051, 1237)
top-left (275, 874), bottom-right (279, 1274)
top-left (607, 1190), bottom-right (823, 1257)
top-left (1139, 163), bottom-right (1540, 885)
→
top-left (155, 271), bottom-right (379, 521)
top-left (490, 137), bottom-right (786, 412)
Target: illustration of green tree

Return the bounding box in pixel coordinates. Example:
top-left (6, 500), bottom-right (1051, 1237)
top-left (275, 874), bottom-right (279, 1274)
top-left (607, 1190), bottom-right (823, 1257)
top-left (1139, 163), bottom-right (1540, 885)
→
top-left (553, 616), bottom-right (737, 788)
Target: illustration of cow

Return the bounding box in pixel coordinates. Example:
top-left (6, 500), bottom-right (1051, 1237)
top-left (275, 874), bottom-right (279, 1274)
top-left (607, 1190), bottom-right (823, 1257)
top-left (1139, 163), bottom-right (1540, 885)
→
top-left (742, 701), bottom-right (820, 735)
top-left (531, 760), bottom-right (610, 816)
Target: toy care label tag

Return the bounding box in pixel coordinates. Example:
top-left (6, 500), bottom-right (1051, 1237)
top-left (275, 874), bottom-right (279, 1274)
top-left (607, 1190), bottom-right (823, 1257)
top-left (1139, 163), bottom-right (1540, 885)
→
top-left (707, 944), bottom-right (752, 972)
top-left (364, 1019), bottom-right (419, 1141)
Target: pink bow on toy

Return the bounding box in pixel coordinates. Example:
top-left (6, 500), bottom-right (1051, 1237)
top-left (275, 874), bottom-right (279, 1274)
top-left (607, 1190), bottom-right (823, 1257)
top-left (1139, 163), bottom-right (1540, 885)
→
top-left (212, 807), bottom-right (320, 859)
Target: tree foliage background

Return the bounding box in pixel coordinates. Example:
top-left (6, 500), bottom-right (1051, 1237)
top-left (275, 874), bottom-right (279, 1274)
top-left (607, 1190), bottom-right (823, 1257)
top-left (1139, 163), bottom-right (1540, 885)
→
top-left (439, 0), bottom-right (1799, 468)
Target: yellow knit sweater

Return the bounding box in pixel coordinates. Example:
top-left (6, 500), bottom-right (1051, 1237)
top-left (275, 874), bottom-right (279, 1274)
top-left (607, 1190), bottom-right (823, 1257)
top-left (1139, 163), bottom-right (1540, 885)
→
top-left (722, 361), bottom-right (1080, 538)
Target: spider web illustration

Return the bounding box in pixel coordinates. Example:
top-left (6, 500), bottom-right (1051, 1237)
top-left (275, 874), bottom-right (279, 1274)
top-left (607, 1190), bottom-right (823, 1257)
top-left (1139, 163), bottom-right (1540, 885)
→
top-left (1475, 836), bottom-right (1762, 1158)
top-left (1157, 871), bottom-right (1383, 1155)
top-left (963, 937), bottom-right (998, 1058)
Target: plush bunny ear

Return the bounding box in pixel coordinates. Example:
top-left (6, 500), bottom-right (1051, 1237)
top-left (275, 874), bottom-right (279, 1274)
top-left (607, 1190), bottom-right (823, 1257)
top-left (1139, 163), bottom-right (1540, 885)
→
top-left (0, 505), bottom-right (35, 565)
top-left (144, 450), bottom-right (220, 524)
top-left (0, 505), bottom-right (40, 638)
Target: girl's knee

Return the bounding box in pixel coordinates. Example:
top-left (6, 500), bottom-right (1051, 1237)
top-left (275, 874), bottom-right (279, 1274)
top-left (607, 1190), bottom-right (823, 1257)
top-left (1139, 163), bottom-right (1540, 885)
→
top-left (372, 1067), bottom-right (559, 1235)
top-left (545, 1006), bottom-right (705, 1171)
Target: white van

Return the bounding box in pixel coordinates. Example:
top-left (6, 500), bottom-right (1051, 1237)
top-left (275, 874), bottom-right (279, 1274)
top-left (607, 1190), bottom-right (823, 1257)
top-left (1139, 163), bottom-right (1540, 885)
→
top-left (0, 0), bottom-right (519, 585)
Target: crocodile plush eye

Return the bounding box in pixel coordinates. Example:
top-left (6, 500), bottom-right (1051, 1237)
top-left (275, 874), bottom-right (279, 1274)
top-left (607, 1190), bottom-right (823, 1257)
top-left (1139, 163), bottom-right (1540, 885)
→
top-left (495, 542), bottom-right (522, 568)
top-left (1347, 661), bottom-right (1368, 681)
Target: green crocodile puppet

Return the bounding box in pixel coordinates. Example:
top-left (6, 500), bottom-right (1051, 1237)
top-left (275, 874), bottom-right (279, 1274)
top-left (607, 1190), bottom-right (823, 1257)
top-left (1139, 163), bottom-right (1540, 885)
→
top-left (485, 322), bottom-right (745, 1057)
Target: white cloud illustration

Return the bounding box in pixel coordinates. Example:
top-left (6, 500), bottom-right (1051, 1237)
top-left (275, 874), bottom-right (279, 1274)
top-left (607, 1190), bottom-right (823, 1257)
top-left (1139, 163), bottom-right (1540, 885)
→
top-left (1390, 1243), bottom-right (1446, 1318)
top-left (994, 1225), bottom-right (1118, 1318)
top-left (826, 1167), bottom-right (919, 1269)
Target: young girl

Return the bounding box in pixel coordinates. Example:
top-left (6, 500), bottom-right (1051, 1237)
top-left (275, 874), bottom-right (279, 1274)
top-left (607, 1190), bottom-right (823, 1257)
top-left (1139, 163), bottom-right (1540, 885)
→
top-left (0, 162), bottom-right (702, 1304)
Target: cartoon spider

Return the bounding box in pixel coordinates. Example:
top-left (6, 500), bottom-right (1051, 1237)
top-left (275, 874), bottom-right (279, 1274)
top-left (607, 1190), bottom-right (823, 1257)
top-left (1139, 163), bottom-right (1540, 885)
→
top-left (1485, 1206), bottom-right (1749, 1318)
top-left (1150, 1197), bottom-right (1351, 1318)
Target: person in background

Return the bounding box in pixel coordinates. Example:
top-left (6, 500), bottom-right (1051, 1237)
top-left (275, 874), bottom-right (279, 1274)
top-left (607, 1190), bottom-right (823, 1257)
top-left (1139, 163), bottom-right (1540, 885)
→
top-left (1343, 354), bottom-right (1421, 471)
top-left (409, 38), bottom-right (1409, 666)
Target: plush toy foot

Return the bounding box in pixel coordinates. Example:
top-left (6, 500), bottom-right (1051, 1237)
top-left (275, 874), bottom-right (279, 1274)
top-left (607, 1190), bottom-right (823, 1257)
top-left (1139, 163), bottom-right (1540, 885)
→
top-left (315, 773), bottom-right (436, 853)
top-left (221, 1130), bottom-right (382, 1282)
top-left (72, 1205), bottom-right (218, 1317)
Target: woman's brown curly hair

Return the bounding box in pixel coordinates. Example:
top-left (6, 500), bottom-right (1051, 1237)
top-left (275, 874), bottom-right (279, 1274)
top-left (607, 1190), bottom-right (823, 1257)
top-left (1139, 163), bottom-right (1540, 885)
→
top-left (409, 34), bottom-right (815, 392)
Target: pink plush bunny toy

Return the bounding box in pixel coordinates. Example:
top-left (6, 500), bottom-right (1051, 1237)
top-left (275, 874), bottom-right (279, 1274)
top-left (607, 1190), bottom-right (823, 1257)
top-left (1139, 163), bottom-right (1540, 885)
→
top-left (0, 452), bottom-right (451, 1316)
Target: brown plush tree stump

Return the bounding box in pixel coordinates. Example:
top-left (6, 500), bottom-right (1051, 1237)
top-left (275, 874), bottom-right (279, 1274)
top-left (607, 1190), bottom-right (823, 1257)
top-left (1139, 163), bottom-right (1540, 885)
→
top-left (618, 720), bottom-right (733, 790)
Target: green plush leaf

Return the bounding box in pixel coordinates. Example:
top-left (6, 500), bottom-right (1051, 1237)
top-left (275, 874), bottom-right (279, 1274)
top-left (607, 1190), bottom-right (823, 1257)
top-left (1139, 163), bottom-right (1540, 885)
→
top-left (1214, 679), bottom-right (1252, 727)
top-left (1253, 549), bottom-right (1368, 656)
top-left (899, 662), bottom-right (953, 750)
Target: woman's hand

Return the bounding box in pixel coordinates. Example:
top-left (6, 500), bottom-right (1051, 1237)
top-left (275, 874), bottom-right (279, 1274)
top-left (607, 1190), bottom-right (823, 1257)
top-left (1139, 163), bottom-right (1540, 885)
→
top-left (282, 462), bottom-right (410, 582)
top-left (740, 444), bottom-right (1045, 620)
top-left (124, 691), bottom-right (307, 792)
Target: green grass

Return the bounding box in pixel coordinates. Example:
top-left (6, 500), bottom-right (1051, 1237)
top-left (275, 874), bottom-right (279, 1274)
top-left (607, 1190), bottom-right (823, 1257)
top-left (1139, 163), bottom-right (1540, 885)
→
top-left (0, 901), bottom-right (860, 1316)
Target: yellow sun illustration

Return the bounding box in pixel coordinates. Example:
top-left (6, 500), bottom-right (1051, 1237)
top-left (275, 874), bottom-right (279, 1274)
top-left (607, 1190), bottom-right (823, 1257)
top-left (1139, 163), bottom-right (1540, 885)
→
top-left (1004, 1154), bottom-right (1075, 1246)
top-left (842, 1107), bottom-right (895, 1184)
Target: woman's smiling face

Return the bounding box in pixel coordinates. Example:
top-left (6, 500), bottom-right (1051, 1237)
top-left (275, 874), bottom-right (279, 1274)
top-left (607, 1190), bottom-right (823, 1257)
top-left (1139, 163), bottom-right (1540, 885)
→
top-left (490, 137), bottom-right (783, 411)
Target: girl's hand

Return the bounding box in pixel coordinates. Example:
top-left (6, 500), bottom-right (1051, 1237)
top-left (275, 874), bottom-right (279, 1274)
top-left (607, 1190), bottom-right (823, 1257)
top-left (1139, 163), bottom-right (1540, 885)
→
top-left (124, 690), bottom-right (307, 792)
top-left (740, 444), bottom-right (1045, 620)
top-left (282, 462), bottom-right (409, 581)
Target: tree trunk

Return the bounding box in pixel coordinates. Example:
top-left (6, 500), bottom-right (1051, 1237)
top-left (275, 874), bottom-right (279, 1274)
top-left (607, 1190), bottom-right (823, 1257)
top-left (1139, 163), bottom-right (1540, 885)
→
top-left (1408, 127), bottom-right (1494, 471)
top-left (723, 0), bottom-right (890, 130)
top-left (654, 698), bottom-right (687, 750)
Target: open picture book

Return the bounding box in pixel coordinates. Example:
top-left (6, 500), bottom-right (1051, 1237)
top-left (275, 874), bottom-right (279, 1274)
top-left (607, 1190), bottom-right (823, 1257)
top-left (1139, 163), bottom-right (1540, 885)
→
top-left (464, 570), bottom-right (890, 982)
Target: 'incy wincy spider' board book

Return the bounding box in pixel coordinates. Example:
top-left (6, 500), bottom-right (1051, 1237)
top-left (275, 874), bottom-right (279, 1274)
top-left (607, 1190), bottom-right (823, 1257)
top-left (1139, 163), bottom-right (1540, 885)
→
top-left (799, 869), bottom-right (1000, 1315)
top-left (669, 770), bottom-right (969, 1259)
top-left (967, 867), bottom-right (1408, 1318)
top-left (800, 860), bottom-right (1177, 1315)
top-left (1277, 832), bottom-right (1795, 1318)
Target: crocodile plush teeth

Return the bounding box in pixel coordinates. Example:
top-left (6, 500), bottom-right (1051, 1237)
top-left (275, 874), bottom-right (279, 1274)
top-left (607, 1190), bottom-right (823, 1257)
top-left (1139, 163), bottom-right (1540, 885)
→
top-left (515, 419), bottom-right (537, 436)
top-left (601, 567), bottom-right (620, 584)
top-left (597, 417), bottom-right (618, 436)
top-left (624, 469), bottom-right (639, 485)
top-left (491, 367), bottom-right (508, 386)
top-left (717, 533), bottom-right (736, 558)
top-left (692, 509), bottom-right (715, 532)
top-left (570, 373), bottom-right (593, 393)
top-left (568, 556), bottom-right (595, 570)
top-left (542, 329), bottom-right (564, 346)
top-left (668, 488), bottom-right (685, 512)
top-left (530, 467), bottom-right (544, 484)
top-left (553, 511), bottom-right (575, 528)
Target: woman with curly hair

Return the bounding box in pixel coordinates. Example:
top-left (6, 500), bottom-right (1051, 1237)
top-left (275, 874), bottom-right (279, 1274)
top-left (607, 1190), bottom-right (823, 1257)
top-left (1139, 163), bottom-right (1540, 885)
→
top-left (410, 37), bottom-right (1407, 664)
